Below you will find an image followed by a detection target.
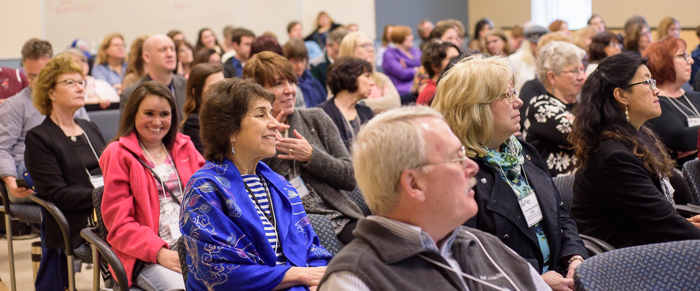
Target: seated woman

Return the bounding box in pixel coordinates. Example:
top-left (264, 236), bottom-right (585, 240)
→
top-left (432, 54), bottom-right (588, 291)
top-left (644, 36), bottom-right (699, 167)
top-left (416, 40), bottom-right (460, 105)
top-left (570, 53), bottom-right (700, 248)
top-left (175, 40), bottom-right (194, 77)
top-left (100, 82), bottom-right (205, 290)
top-left (193, 28), bottom-right (222, 54)
top-left (304, 11), bottom-right (342, 48)
top-left (63, 48), bottom-right (119, 107)
top-left (122, 35), bottom-right (149, 89)
top-left (468, 18), bottom-right (492, 52)
top-left (318, 57), bottom-right (375, 152)
top-left (244, 51), bottom-right (364, 245)
top-left (181, 63), bottom-right (224, 154)
top-left (180, 78), bottom-right (332, 290)
top-left (584, 32), bottom-right (621, 77)
top-left (485, 28), bottom-right (513, 56)
top-left (25, 55), bottom-right (106, 291)
top-left (192, 48), bottom-right (221, 67)
top-left (92, 33), bottom-right (127, 93)
top-left (338, 31), bottom-right (400, 113)
top-left (624, 23), bottom-right (652, 56)
top-left (523, 41), bottom-right (586, 177)
top-left (382, 25), bottom-right (422, 97)
top-left (283, 38), bottom-right (327, 108)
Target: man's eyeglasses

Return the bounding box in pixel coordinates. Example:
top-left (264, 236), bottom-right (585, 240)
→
top-left (626, 78), bottom-right (656, 90)
top-left (414, 146), bottom-right (469, 169)
top-left (675, 53), bottom-right (691, 63)
top-left (56, 79), bottom-right (87, 88)
top-left (500, 91), bottom-right (518, 103)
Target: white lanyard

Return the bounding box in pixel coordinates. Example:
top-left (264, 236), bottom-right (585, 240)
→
top-left (666, 95), bottom-right (700, 118)
top-left (139, 142), bottom-right (184, 198)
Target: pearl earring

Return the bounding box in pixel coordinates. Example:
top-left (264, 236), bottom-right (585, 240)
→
top-left (231, 146), bottom-right (235, 154)
top-left (625, 106), bottom-right (629, 122)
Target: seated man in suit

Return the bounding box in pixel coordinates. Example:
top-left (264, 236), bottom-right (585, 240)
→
top-left (319, 106), bottom-right (550, 291)
top-left (120, 34), bottom-right (186, 119)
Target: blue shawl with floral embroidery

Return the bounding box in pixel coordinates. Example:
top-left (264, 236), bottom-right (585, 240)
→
top-left (180, 159), bottom-right (332, 291)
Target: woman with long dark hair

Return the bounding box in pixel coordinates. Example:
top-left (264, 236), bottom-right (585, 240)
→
top-left (570, 53), bottom-right (700, 248)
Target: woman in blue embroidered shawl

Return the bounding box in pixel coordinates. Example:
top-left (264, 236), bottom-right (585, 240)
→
top-left (180, 77), bottom-right (332, 291)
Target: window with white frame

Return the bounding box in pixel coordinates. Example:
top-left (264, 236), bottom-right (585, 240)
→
top-left (531, 0), bottom-right (592, 30)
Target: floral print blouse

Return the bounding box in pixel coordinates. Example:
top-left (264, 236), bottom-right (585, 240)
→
top-left (523, 92), bottom-right (576, 177)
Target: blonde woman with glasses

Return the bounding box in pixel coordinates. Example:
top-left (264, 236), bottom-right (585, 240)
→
top-left (523, 41), bottom-right (586, 177)
top-left (432, 54), bottom-right (587, 291)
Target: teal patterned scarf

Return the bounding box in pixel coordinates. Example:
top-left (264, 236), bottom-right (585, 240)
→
top-left (481, 135), bottom-right (552, 273)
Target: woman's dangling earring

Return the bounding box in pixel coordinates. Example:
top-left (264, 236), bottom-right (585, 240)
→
top-left (625, 106), bottom-right (629, 121)
top-left (231, 145), bottom-right (235, 154)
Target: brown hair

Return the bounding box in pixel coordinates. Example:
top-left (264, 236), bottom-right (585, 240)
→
top-left (549, 20), bottom-right (566, 32)
top-left (250, 35), bottom-right (283, 56)
top-left (167, 30), bottom-right (183, 40)
top-left (21, 38), bottom-right (53, 65)
top-left (200, 78), bottom-right (275, 162)
top-left (194, 28), bottom-right (220, 53)
top-left (327, 57), bottom-right (373, 95)
top-left (243, 51), bottom-right (297, 86)
top-left (124, 35), bottom-right (149, 79)
top-left (381, 24), bottom-right (394, 47)
top-left (33, 54), bottom-right (83, 116)
top-left (422, 40), bottom-right (460, 78)
top-left (644, 37), bottom-right (687, 86)
top-left (287, 21), bottom-right (301, 33)
top-left (114, 81), bottom-right (180, 148)
top-left (182, 63), bottom-right (223, 126)
top-left (283, 38), bottom-right (308, 61)
top-left (231, 28), bottom-right (255, 45)
top-left (624, 23), bottom-right (648, 52)
top-left (96, 33), bottom-right (125, 65)
top-left (390, 26), bottom-right (412, 44)
top-left (192, 48), bottom-right (218, 67)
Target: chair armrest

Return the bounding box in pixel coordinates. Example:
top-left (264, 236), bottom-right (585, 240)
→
top-left (676, 204), bottom-right (700, 218)
top-left (30, 194), bottom-right (73, 256)
top-left (581, 239), bottom-right (604, 256)
top-left (580, 234), bottom-right (615, 253)
top-left (81, 227), bottom-right (130, 291)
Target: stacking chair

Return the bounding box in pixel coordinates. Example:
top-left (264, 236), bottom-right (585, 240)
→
top-left (176, 236), bottom-right (187, 284)
top-left (87, 109), bottom-right (120, 142)
top-left (574, 240), bottom-right (700, 290)
top-left (345, 187), bottom-right (371, 216)
top-left (29, 194), bottom-right (92, 291)
top-left (0, 181), bottom-right (42, 291)
top-left (682, 158), bottom-right (700, 205)
top-left (307, 214), bottom-right (341, 255)
top-left (81, 227), bottom-right (131, 291)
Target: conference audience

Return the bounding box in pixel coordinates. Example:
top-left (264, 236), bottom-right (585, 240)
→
top-left (416, 19), bottom-right (434, 48)
top-left (319, 105), bottom-right (551, 290)
top-left (166, 30), bottom-right (185, 44)
top-left (223, 28), bottom-right (255, 78)
top-left (305, 11), bottom-right (342, 47)
top-left (432, 54), bottom-right (587, 291)
top-left (691, 25), bottom-right (700, 88)
top-left (101, 82), bottom-right (204, 290)
top-left (25, 55), bottom-right (106, 291)
top-left (192, 48), bottom-right (221, 67)
top-left (193, 28), bottom-right (222, 54)
top-left (645, 36), bottom-right (700, 166)
top-left (570, 53), bottom-right (700, 248)
top-left (180, 78), bottom-right (332, 290)
top-left (244, 52), bottom-right (364, 244)
top-left (658, 17), bottom-right (681, 40)
top-left (429, 24), bottom-right (460, 47)
top-left (572, 26), bottom-right (596, 55)
top-left (175, 40), bottom-right (194, 77)
top-left (485, 28), bottom-right (512, 56)
top-left (0, 66), bottom-right (27, 100)
top-left (584, 32), bottom-right (622, 76)
top-left (416, 40), bottom-right (460, 105)
top-left (120, 34), bottom-right (187, 119)
top-left (92, 33), bottom-right (127, 93)
top-left (319, 57), bottom-right (376, 152)
top-left (220, 25), bottom-right (236, 61)
top-left (549, 20), bottom-right (571, 36)
top-left (181, 63), bottom-right (224, 154)
top-left (382, 25), bottom-right (422, 97)
top-left (283, 38), bottom-right (327, 108)
top-left (376, 24), bottom-right (393, 68)
top-left (338, 31), bottom-right (400, 113)
top-left (624, 23), bottom-right (652, 56)
top-left (309, 27), bottom-right (348, 90)
top-left (588, 14), bottom-right (606, 33)
top-left (468, 18), bottom-right (492, 52)
top-left (510, 25), bottom-right (549, 93)
top-left (250, 34), bottom-right (284, 56)
top-left (511, 24), bottom-right (525, 51)
top-left (122, 35), bottom-right (149, 89)
top-left (523, 41), bottom-right (586, 177)
top-left (63, 48), bottom-right (119, 106)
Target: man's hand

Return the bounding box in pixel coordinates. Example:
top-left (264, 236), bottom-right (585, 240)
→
top-left (541, 270), bottom-right (574, 291)
top-left (2, 176), bottom-right (34, 198)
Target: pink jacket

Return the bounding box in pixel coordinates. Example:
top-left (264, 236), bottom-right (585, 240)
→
top-left (100, 131), bottom-right (204, 286)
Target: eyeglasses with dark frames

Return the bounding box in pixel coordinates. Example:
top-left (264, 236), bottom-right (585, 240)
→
top-left (625, 78), bottom-right (656, 90)
top-left (56, 79), bottom-right (87, 88)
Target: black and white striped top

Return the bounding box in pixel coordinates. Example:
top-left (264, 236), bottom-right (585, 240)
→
top-left (242, 174), bottom-right (286, 265)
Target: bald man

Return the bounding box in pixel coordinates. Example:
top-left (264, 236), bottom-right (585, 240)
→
top-left (119, 34), bottom-right (186, 119)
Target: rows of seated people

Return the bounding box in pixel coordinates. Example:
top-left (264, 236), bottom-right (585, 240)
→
top-left (2, 10), bottom-right (700, 291)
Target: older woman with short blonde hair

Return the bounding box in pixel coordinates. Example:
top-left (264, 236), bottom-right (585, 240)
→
top-left (338, 31), bottom-right (400, 113)
top-left (433, 54), bottom-right (587, 291)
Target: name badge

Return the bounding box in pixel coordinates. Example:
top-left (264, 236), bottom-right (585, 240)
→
top-left (170, 220), bottom-right (182, 242)
top-left (519, 194), bottom-right (543, 227)
top-left (290, 176), bottom-right (309, 198)
top-left (688, 117), bottom-right (700, 127)
top-left (89, 175), bottom-right (104, 189)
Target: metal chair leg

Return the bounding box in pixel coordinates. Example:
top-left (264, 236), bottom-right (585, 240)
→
top-left (91, 244), bottom-right (99, 291)
top-left (67, 255), bottom-right (75, 291)
top-left (4, 211), bottom-right (16, 291)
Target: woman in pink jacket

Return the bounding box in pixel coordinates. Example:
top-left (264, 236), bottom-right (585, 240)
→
top-left (100, 81), bottom-right (205, 290)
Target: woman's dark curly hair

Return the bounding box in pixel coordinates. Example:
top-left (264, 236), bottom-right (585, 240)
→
top-left (327, 57), bottom-right (373, 96)
top-left (569, 52), bottom-right (675, 177)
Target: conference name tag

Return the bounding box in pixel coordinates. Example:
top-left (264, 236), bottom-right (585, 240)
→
top-left (290, 176), bottom-right (309, 198)
top-left (519, 194), bottom-right (543, 227)
top-left (170, 220), bottom-right (182, 241)
top-left (89, 174), bottom-right (104, 189)
top-left (688, 117), bottom-right (700, 127)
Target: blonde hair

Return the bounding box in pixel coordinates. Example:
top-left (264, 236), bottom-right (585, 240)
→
top-left (338, 31), bottom-right (386, 88)
top-left (657, 17), bottom-right (679, 40)
top-left (33, 55), bottom-right (83, 115)
top-left (537, 32), bottom-right (572, 52)
top-left (572, 26), bottom-right (597, 50)
top-left (352, 106), bottom-right (443, 215)
top-left (431, 55), bottom-right (514, 158)
top-left (96, 32), bottom-right (125, 65)
top-left (436, 19), bottom-right (466, 37)
top-left (537, 41), bottom-right (586, 85)
top-left (485, 28), bottom-right (512, 55)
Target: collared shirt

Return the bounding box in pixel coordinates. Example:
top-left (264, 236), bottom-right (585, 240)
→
top-left (229, 57), bottom-right (244, 77)
top-left (320, 216), bottom-right (552, 291)
top-left (91, 63), bottom-right (127, 86)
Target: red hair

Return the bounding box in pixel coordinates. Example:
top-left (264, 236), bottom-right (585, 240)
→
top-left (643, 36), bottom-right (687, 86)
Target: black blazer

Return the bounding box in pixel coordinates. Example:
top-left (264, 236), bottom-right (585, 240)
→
top-left (182, 113), bottom-right (204, 154)
top-left (465, 141), bottom-right (588, 274)
top-left (25, 117), bottom-right (106, 250)
top-left (317, 98), bottom-right (374, 152)
top-left (572, 139), bottom-right (700, 248)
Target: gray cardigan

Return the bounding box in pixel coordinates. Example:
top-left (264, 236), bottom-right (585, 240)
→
top-left (0, 87), bottom-right (89, 178)
top-left (263, 108), bottom-right (364, 221)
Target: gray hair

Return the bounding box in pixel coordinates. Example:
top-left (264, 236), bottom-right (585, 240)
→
top-left (537, 41), bottom-right (586, 85)
top-left (60, 48), bottom-right (88, 62)
top-left (352, 106), bottom-right (443, 215)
